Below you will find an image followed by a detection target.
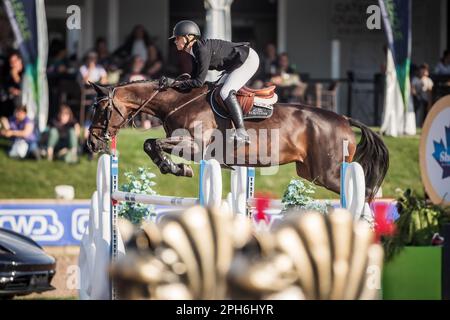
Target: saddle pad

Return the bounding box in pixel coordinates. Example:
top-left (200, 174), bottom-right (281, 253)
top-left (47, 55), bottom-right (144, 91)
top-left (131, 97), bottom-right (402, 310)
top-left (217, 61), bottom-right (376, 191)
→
top-left (209, 88), bottom-right (273, 120)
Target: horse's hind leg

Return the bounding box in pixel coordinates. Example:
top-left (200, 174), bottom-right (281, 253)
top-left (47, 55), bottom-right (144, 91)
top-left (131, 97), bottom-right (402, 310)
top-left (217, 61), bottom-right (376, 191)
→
top-left (295, 160), bottom-right (341, 195)
top-left (143, 137), bottom-right (196, 177)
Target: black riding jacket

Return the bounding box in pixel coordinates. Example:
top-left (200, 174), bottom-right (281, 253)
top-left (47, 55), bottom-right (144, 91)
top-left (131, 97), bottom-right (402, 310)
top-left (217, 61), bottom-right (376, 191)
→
top-left (180, 38), bottom-right (250, 89)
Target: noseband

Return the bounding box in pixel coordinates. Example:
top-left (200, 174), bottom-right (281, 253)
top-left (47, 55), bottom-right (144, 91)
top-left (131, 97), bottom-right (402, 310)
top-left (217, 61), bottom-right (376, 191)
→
top-left (89, 86), bottom-right (161, 143)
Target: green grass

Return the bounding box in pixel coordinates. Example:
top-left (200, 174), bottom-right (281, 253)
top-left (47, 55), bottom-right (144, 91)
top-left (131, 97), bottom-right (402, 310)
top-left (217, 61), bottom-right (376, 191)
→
top-left (0, 127), bottom-right (423, 200)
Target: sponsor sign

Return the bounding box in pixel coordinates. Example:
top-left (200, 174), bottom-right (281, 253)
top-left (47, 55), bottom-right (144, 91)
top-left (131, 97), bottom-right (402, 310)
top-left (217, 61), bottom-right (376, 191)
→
top-left (419, 95), bottom-right (450, 205)
top-left (0, 203), bottom-right (89, 246)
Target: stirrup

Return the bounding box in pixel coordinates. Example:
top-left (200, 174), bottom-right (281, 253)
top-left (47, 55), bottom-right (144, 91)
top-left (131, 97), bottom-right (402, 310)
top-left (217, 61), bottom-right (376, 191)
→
top-left (229, 128), bottom-right (250, 144)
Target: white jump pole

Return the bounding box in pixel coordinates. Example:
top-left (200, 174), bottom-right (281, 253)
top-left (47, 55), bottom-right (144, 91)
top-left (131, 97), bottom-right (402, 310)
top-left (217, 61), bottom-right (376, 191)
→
top-left (112, 191), bottom-right (199, 207)
top-left (110, 137), bottom-right (119, 300)
top-left (106, 137), bottom-right (224, 298)
top-left (246, 167), bottom-right (255, 216)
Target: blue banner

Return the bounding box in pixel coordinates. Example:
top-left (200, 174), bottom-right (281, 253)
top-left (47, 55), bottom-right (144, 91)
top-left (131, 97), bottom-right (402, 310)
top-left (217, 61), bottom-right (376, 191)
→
top-left (0, 203), bottom-right (90, 246)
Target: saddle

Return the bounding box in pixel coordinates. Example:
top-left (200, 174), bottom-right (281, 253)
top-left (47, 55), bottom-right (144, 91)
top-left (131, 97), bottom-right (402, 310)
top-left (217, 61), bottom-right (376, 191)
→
top-left (211, 85), bottom-right (278, 120)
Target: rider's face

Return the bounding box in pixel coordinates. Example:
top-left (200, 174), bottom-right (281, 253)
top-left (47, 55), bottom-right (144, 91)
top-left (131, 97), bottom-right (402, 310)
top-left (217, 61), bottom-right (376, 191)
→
top-left (174, 36), bottom-right (187, 51)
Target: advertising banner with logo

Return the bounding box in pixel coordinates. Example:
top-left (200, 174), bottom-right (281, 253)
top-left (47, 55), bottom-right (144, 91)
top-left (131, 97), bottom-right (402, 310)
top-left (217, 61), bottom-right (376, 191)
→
top-left (0, 202), bottom-right (90, 246)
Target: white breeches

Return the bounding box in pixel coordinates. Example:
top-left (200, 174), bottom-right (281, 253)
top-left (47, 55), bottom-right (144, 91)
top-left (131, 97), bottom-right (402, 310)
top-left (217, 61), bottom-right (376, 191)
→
top-left (219, 47), bottom-right (260, 100)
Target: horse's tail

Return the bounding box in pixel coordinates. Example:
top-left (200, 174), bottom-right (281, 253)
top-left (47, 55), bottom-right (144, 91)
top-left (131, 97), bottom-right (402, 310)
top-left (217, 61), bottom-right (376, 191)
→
top-left (348, 118), bottom-right (389, 202)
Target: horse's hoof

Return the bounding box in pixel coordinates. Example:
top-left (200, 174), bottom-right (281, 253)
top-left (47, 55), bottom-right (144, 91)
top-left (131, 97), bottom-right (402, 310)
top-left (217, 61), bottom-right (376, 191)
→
top-left (158, 160), bottom-right (172, 174)
top-left (180, 164), bottom-right (193, 177)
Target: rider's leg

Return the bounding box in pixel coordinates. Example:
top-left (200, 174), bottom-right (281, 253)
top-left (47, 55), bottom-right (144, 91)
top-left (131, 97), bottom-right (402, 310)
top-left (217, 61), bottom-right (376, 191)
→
top-left (220, 48), bottom-right (260, 143)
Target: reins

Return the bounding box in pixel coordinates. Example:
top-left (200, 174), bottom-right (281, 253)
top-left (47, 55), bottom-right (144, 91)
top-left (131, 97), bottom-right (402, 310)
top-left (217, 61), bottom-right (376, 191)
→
top-left (162, 90), bottom-right (209, 125)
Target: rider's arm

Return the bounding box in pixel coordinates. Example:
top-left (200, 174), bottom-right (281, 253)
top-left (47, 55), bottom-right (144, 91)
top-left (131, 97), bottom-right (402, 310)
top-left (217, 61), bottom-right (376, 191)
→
top-left (180, 44), bottom-right (211, 88)
top-left (10, 121), bottom-right (33, 139)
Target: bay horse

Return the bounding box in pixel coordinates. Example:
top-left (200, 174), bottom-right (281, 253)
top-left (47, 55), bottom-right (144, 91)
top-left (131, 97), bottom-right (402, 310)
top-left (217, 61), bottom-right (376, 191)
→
top-left (87, 78), bottom-right (389, 202)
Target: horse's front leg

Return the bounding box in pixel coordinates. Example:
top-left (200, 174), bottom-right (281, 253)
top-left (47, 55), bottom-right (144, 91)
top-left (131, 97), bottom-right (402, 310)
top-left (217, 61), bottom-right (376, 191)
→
top-left (143, 136), bottom-right (199, 177)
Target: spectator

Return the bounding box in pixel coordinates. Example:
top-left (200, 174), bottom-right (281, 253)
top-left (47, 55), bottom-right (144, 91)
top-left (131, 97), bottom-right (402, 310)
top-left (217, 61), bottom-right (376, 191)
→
top-left (115, 25), bottom-right (151, 63)
top-left (260, 43), bottom-right (278, 80)
top-left (145, 43), bottom-right (163, 79)
top-left (46, 104), bottom-right (80, 163)
top-left (434, 50), bottom-right (450, 75)
top-left (121, 55), bottom-right (147, 83)
top-left (0, 51), bottom-right (23, 118)
top-left (78, 51), bottom-right (107, 85)
top-left (95, 37), bottom-right (111, 68)
top-left (0, 105), bottom-right (39, 159)
top-left (412, 63), bottom-right (433, 126)
top-left (105, 57), bottom-right (122, 85)
top-left (269, 53), bottom-right (307, 102)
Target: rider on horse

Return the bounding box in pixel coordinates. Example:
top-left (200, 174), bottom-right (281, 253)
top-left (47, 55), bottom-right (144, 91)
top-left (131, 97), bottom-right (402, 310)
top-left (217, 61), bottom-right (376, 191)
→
top-left (170, 20), bottom-right (260, 144)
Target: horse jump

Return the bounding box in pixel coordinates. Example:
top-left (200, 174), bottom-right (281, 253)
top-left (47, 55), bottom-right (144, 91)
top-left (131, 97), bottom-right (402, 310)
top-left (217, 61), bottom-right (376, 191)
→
top-left (79, 136), bottom-right (369, 300)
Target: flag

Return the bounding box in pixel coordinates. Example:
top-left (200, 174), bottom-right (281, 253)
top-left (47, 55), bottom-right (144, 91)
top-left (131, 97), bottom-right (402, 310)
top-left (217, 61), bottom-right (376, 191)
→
top-left (3, 0), bottom-right (48, 132)
top-left (378, 0), bottom-right (412, 111)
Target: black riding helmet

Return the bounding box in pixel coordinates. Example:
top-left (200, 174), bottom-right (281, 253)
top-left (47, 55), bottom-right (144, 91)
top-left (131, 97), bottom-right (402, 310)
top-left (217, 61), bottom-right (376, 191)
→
top-left (169, 20), bottom-right (201, 40)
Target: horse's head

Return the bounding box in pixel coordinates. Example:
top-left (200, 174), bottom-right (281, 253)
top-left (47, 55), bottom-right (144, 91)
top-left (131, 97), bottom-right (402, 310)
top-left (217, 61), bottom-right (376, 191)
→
top-left (87, 82), bottom-right (130, 153)
top-left (87, 75), bottom-right (191, 153)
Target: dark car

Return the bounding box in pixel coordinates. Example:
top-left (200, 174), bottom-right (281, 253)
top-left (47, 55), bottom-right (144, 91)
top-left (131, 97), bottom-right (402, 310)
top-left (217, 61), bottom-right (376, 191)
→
top-left (0, 228), bottom-right (56, 299)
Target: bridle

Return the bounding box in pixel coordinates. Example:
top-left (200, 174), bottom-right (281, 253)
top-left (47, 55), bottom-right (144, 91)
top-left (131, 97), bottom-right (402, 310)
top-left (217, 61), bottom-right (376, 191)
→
top-left (89, 76), bottom-right (212, 144)
top-left (89, 84), bottom-right (161, 143)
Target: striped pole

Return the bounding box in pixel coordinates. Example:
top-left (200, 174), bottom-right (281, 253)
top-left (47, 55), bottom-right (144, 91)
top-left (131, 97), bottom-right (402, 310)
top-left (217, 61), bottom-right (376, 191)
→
top-left (246, 167), bottom-right (255, 216)
top-left (110, 136), bottom-right (119, 300)
top-left (340, 139), bottom-right (349, 208)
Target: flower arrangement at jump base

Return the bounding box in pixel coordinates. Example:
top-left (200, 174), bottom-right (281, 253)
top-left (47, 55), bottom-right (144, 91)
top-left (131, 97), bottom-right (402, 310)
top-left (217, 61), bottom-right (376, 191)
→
top-left (281, 178), bottom-right (331, 214)
top-left (118, 167), bottom-right (157, 224)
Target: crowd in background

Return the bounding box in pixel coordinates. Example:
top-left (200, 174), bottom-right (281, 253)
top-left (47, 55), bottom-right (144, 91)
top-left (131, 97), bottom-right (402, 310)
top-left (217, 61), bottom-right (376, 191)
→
top-left (0, 23), bottom-right (450, 162)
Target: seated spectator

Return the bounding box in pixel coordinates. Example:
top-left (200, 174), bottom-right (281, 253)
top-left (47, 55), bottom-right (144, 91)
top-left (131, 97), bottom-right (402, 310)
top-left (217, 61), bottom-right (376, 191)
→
top-left (120, 55), bottom-right (151, 128)
top-left (46, 104), bottom-right (80, 163)
top-left (78, 51), bottom-right (107, 85)
top-left (0, 51), bottom-right (23, 118)
top-left (105, 58), bottom-right (122, 85)
top-left (0, 105), bottom-right (39, 159)
top-left (115, 25), bottom-right (152, 64)
top-left (412, 63), bottom-right (433, 126)
top-left (145, 43), bottom-right (163, 79)
top-left (260, 42), bottom-right (278, 81)
top-left (121, 55), bottom-right (147, 83)
top-left (269, 53), bottom-right (307, 102)
top-left (434, 50), bottom-right (450, 75)
top-left (95, 37), bottom-right (111, 68)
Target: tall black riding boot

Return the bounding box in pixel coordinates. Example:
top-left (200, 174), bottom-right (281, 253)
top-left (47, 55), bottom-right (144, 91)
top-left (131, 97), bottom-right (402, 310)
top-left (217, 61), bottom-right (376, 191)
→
top-left (223, 90), bottom-right (250, 144)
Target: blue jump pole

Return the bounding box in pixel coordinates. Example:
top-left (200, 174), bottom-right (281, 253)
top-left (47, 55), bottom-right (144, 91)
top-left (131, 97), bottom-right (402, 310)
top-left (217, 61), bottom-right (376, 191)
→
top-left (198, 160), bottom-right (206, 206)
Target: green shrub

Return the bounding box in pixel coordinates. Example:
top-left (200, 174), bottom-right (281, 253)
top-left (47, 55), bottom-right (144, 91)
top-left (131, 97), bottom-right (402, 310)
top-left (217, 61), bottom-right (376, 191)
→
top-left (383, 189), bottom-right (450, 261)
top-left (281, 178), bottom-right (331, 214)
top-left (118, 167), bottom-right (158, 224)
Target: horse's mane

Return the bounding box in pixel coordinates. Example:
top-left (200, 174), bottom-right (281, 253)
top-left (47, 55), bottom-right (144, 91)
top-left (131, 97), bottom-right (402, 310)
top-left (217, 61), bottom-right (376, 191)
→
top-left (112, 77), bottom-right (214, 95)
top-left (114, 79), bottom-right (158, 88)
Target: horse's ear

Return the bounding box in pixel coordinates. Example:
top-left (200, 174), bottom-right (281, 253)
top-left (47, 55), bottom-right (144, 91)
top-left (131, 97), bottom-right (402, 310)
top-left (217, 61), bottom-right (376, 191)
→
top-left (90, 81), bottom-right (109, 97)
